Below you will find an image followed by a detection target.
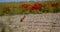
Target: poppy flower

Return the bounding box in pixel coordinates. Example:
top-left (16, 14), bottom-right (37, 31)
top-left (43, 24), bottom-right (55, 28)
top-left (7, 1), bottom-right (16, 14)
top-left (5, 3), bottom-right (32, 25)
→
top-left (21, 4), bottom-right (30, 9)
top-left (33, 3), bottom-right (43, 10)
top-left (4, 7), bottom-right (10, 14)
top-left (29, 3), bottom-right (43, 12)
top-left (51, 3), bottom-right (58, 7)
top-left (29, 7), bottom-right (35, 12)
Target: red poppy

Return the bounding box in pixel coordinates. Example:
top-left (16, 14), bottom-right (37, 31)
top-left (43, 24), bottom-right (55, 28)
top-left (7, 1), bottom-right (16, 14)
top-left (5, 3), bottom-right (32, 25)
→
top-left (21, 4), bottom-right (30, 9)
top-left (33, 3), bottom-right (43, 10)
top-left (51, 3), bottom-right (58, 7)
top-left (29, 3), bottom-right (43, 11)
top-left (4, 7), bottom-right (10, 14)
top-left (6, 7), bottom-right (10, 11)
top-left (29, 7), bottom-right (35, 12)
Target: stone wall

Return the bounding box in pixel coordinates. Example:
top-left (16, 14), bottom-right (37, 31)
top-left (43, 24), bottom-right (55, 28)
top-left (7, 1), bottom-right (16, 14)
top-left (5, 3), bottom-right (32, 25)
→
top-left (0, 13), bottom-right (60, 32)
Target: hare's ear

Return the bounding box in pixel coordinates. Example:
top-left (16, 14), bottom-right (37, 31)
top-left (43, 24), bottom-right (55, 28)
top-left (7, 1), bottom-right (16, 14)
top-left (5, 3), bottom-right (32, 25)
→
top-left (0, 22), bottom-right (5, 32)
top-left (1, 27), bottom-right (5, 32)
top-left (0, 22), bottom-right (4, 27)
top-left (20, 15), bottom-right (26, 22)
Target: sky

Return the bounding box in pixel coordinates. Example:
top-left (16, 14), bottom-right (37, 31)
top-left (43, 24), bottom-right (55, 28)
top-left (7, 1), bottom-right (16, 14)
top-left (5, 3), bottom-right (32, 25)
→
top-left (0, 0), bottom-right (55, 2)
top-left (0, 0), bottom-right (33, 2)
top-left (0, 0), bottom-right (20, 2)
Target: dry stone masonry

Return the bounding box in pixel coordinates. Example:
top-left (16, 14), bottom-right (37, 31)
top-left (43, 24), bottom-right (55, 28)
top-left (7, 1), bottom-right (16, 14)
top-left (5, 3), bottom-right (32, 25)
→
top-left (0, 13), bottom-right (60, 32)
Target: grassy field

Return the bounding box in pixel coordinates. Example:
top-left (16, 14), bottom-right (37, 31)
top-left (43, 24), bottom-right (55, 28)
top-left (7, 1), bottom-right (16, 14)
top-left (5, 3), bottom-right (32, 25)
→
top-left (0, 1), bottom-right (60, 16)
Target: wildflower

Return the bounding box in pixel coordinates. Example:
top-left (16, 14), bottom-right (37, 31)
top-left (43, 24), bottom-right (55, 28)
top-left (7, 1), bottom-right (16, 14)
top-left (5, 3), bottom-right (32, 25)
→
top-left (21, 4), bottom-right (29, 9)
top-left (29, 3), bottom-right (43, 12)
top-left (4, 7), bottom-right (10, 14)
top-left (33, 3), bottom-right (43, 10)
top-left (51, 3), bottom-right (58, 7)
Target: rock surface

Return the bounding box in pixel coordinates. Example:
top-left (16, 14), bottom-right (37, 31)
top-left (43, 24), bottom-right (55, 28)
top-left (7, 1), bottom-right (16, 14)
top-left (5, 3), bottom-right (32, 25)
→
top-left (0, 13), bottom-right (60, 32)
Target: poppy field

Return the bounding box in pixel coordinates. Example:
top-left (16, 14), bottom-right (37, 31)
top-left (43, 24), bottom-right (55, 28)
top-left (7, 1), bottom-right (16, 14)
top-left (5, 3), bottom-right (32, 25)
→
top-left (0, 1), bottom-right (60, 16)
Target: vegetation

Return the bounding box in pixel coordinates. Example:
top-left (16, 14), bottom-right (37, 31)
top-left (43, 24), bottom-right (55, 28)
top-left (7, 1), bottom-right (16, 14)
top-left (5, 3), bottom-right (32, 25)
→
top-left (0, 1), bottom-right (60, 16)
